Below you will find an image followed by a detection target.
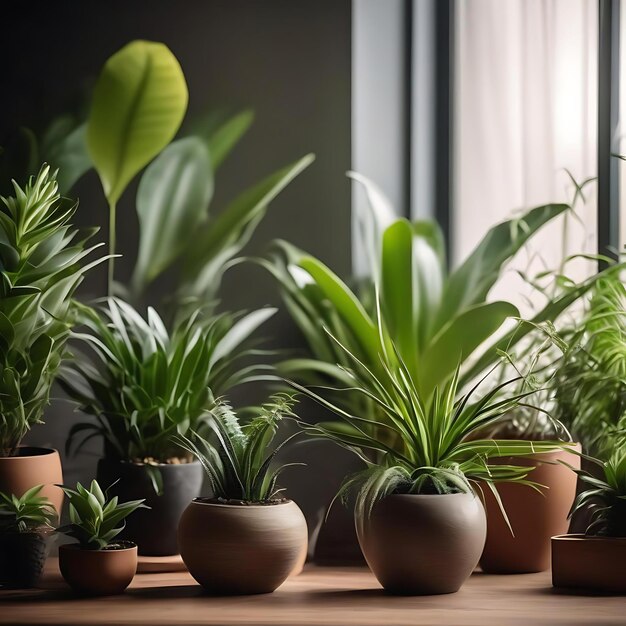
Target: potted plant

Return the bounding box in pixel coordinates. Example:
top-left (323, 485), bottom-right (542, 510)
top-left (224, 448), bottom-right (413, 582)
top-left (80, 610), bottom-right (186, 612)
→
top-left (552, 437), bottom-right (626, 593)
top-left (0, 485), bottom-right (57, 588)
top-left (60, 298), bottom-right (276, 556)
top-left (57, 480), bottom-right (146, 595)
top-left (177, 394), bottom-right (307, 595)
top-left (292, 304), bottom-right (567, 595)
top-left (0, 166), bottom-right (105, 513)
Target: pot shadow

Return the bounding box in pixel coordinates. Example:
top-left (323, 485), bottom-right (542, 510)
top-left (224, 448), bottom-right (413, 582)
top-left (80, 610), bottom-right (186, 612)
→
top-left (534, 586), bottom-right (626, 598)
top-left (0, 588), bottom-right (90, 603)
top-left (126, 585), bottom-right (206, 600)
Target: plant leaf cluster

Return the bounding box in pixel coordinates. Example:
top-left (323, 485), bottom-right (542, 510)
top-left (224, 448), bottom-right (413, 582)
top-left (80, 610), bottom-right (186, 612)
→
top-left (0, 485), bottom-right (57, 533)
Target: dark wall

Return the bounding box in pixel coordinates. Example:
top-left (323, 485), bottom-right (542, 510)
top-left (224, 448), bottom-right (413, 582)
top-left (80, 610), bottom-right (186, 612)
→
top-left (1, 0), bottom-right (356, 540)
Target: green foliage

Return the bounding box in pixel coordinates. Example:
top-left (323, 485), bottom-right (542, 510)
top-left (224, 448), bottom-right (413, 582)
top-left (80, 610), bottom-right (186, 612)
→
top-left (570, 437), bottom-right (626, 537)
top-left (0, 165), bottom-right (105, 454)
top-left (0, 485), bottom-right (57, 533)
top-left (58, 480), bottom-right (147, 549)
top-left (60, 298), bottom-right (276, 462)
top-left (177, 394), bottom-right (301, 502)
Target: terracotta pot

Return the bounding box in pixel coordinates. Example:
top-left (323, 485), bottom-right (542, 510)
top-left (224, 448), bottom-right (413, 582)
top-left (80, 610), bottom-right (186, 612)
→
top-left (0, 447), bottom-right (63, 515)
top-left (356, 493), bottom-right (486, 595)
top-left (97, 458), bottom-right (204, 556)
top-left (552, 534), bottom-right (626, 594)
top-left (178, 499), bottom-right (307, 594)
top-left (59, 542), bottom-right (137, 595)
top-left (0, 531), bottom-right (51, 588)
top-left (480, 445), bottom-right (580, 574)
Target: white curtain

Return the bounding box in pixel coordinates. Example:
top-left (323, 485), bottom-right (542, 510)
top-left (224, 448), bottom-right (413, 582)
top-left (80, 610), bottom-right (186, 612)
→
top-left (455, 0), bottom-right (598, 316)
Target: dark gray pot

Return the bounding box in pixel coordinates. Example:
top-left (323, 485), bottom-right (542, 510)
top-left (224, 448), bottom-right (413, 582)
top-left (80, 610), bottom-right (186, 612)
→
top-left (97, 458), bottom-right (204, 556)
top-left (0, 531), bottom-right (50, 588)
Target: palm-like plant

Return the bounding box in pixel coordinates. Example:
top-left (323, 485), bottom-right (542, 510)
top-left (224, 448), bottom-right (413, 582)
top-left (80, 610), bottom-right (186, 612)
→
top-left (60, 298), bottom-right (276, 463)
top-left (177, 394), bottom-right (300, 503)
top-left (0, 485), bottom-right (57, 533)
top-left (0, 165), bottom-right (105, 455)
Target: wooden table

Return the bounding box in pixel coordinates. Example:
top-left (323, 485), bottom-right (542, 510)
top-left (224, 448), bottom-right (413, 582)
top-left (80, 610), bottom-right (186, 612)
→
top-left (0, 561), bottom-right (623, 625)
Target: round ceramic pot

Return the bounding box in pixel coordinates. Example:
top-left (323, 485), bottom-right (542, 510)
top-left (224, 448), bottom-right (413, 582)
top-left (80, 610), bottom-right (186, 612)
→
top-left (59, 542), bottom-right (137, 595)
top-left (178, 499), bottom-right (308, 595)
top-left (0, 531), bottom-right (50, 588)
top-left (552, 534), bottom-right (626, 594)
top-left (97, 458), bottom-right (204, 556)
top-left (480, 445), bottom-right (580, 574)
top-left (357, 493), bottom-right (486, 595)
top-left (0, 447), bottom-right (63, 515)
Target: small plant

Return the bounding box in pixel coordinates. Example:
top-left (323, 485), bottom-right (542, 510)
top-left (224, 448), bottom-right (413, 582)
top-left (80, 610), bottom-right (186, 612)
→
top-left (0, 486), bottom-right (57, 533)
top-left (58, 480), bottom-right (147, 549)
top-left (0, 165), bottom-right (105, 455)
top-left (177, 394), bottom-right (301, 503)
top-left (60, 298), bottom-right (276, 464)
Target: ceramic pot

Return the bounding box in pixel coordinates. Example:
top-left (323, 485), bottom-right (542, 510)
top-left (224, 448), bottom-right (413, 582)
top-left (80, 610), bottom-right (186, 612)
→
top-left (0, 447), bottom-right (63, 515)
top-left (552, 534), bottom-right (626, 593)
top-left (356, 493), bottom-right (486, 595)
top-left (178, 499), bottom-right (308, 595)
top-left (0, 531), bottom-right (50, 588)
top-left (97, 458), bottom-right (204, 556)
top-left (480, 445), bottom-right (580, 574)
top-left (59, 542), bottom-right (137, 595)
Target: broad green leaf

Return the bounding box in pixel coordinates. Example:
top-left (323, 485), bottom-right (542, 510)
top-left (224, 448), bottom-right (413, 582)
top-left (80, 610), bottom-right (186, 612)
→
top-left (132, 136), bottom-right (213, 293)
top-left (42, 121), bottom-right (91, 193)
top-left (87, 40), bottom-right (188, 205)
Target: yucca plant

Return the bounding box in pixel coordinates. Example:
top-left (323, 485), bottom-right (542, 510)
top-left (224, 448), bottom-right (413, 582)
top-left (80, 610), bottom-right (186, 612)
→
top-left (290, 305), bottom-right (568, 521)
top-left (177, 394), bottom-right (301, 503)
top-left (0, 165), bottom-right (105, 455)
top-left (58, 480), bottom-right (147, 549)
top-left (0, 485), bottom-right (57, 533)
top-left (60, 298), bottom-right (277, 463)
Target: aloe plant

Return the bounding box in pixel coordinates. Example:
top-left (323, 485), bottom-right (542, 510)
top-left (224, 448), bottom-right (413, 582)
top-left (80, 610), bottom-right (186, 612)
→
top-left (0, 486), bottom-right (57, 533)
top-left (58, 480), bottom-right (147, 549)
top-left (0, 166), bottom-right (105, 455)
top-left (177, 394), bottom-right (301, 503)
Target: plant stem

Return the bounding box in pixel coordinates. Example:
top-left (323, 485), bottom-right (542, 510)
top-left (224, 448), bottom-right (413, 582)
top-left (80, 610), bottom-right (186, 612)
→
top-left (108, 201), bottom-right (117, 296)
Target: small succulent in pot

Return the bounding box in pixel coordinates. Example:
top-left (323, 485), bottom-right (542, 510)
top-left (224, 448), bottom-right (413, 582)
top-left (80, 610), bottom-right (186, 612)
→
top-left (0, 485), bottom-right (57, 588)
top-left (177, 394), bottom-right (308, 595)
top-left (57, 480), bottom-right (147, 595)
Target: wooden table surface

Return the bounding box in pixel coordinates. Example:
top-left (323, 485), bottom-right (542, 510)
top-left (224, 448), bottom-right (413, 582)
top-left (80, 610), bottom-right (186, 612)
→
top-left (0, 561), bottom-right (623, 625)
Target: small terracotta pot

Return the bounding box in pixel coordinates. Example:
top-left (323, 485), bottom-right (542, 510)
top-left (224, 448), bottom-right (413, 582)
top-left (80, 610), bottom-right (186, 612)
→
top-left (0, 447), bottom-right (63, 515)
top-left (178, 499), bottom-right (308, 595)
top-left (97, 458), bottom-right (204, 556)
top-left (480, 445), bottom-right (580, 574)
top-left (0, 531), bottom-right (51, 588)
top-left (552, 534), bottom-right (626, 593)
top-left (59, 542), bottom-right (137, 595)
top-left (356, 493), bottom-right (486, 595)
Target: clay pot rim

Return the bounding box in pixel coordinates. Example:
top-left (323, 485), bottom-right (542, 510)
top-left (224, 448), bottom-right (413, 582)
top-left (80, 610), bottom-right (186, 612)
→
top-left (189, 498), bottom-right (294, 509)
top-left (60, 542), bottom-right (138, 554)
top-left (99, 457), bottom-right (201, 469)
top-left (0, 446), bottom-right (59, 459)
top-left (381, 492), bottom-right (479, 501)
top-left (552, 533), bottom-right (626, 544)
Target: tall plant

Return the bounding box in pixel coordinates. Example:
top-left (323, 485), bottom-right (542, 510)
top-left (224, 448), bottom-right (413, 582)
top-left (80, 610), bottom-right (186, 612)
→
top-left (0, 166), bottom-right (105, 455)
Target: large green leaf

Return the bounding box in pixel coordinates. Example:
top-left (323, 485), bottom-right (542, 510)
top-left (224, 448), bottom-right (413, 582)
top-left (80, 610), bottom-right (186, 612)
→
top-left (87, 40), bottom-right (188, 205)
top-left (131, 136), bottom-right (213, 294)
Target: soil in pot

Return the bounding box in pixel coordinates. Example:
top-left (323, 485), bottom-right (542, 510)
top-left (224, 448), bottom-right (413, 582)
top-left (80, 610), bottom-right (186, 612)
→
top-left (59, 541), bottom-right (137, 595)
top-left (178, 498), bottom-right (308, 595)
top-left (0, 447), bottom-right (64, 515)
top-left (480, 445), bottom-right (580, 574)
top-left (97, 457), bottom-right (204, 556)
top-left (0, 531), bottom-right (51, 588)
top-left (357, 493), bottom-right (486, 595)
top-left (552, 534), bottom-right (626, 594)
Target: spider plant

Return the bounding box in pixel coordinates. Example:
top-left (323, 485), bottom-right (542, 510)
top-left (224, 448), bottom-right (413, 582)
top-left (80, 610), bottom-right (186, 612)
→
top-left (290, 307), bottom-right (569, 522)
top-left (0, 485), bottom-right (57, 533)
top-left (0, 165), bottom-right (105, 455)
top-left (58, 480), bottom-right (147, 549)
top-left (177, 394), bottom-right (301, 503)
top-left (60, 298), bottom-right (277, 464)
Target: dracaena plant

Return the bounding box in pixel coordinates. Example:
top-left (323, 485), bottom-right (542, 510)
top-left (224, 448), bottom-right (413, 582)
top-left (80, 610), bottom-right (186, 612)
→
top-left (58, 480), bottom-right (147, 549)
top-left (60, 298), bottom-right (276, 464)
top-left (290, 309), bottom-right (568, 521)
top-left (0, 165), bottom-right (105, 455)
top-left (177, 394), bottom-right (301, 503)
top-left (0, 486), bottom-right (57, 533)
